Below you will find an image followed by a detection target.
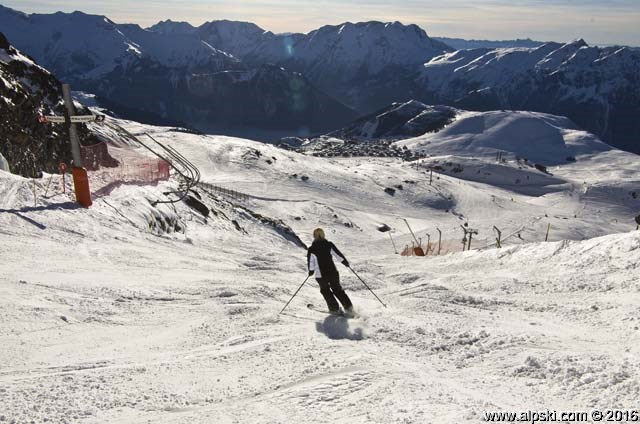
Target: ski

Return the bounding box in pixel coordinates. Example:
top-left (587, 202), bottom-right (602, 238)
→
top-left (306, 303), bottom-right (356, 318)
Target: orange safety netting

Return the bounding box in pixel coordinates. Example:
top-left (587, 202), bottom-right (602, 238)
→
top-left (79, 141), bottom-right (170, 197)
top-left (400, 238), bottom-right (485, 256)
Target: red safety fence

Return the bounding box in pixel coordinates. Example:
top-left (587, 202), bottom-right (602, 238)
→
top-left (400, 238), bottom-right (487, 256)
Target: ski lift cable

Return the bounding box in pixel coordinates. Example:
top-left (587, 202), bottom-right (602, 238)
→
top-left (137, 133), bottom-right (199, 204)
top-left (102, 121), bottom-right (201, 204)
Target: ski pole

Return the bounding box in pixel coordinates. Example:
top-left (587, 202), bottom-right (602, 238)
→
top-left (348, 267), bottom-right (387, 308)
top-left (279, 275), bottom-right (310, 314)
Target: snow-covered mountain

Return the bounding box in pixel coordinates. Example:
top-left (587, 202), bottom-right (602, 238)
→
top-left (286, 103), bottom-right (630, 169)
top-left (0, 6), bottom-right (356, 136)
top-left (417, 40), bottom-right (640, 154)
top-left (190, 20), bottom-right (640, 154)
top-left (194, 20), bottom-right (452, 112)
top-left (0, 32), bottom-right (97, 177)
top-left (395, 110), bottom-right (611, 165)
top-left (0, 5), bottom-right (239, 80)
top-left (325, 100), bottom-right (457, 141)
top-left (147, 19), bottom-right (197, 35)
top-left (287, 101), bottom-right (458, 159)
top-left (196, 20), bottom-right (449, 75)
top-left (271, 22), bottom-right (449, 80)
top-left (1, 8), bottom-right (452, 125)
top-left (195, 20), bottom-right (273, 59)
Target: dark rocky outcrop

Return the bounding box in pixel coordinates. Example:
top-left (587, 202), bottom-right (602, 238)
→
top-left (0, 32), bottom-right (98, 177)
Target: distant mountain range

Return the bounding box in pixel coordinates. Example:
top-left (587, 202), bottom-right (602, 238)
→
top-left (0, 6), bottom-right (359, 136)
top-left (324, 100), bottom-right (457, 141)
top-left (0, 4), bottom-right (639, 154)
top-left (417, 39), bottom-right (640, 155)
top-left (189, 20), bottom-right (452, 112)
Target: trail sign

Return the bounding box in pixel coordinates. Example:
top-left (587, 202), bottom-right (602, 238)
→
top-left (39, 115), bottom-right (66, 124)
top-left (39, 114), bottom-right (104, 124)
top-left (71, 114), bottom-right (105, 123)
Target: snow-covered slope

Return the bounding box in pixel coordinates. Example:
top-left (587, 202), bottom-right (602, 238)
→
top-left (395, 110), bottom-right (610, 165)
top-left (1, 112), bottom-right (638, 422)
top-left (418, 40), bottom-right (640, 154)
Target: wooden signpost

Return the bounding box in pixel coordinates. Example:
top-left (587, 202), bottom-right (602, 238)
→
top-left (38, 84), bottom-right (104, 208)
top-left (493, 226), bottom-right (502, 248)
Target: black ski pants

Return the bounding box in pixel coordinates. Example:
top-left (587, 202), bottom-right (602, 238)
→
top-left (317, 271), bottom-right (352, 311)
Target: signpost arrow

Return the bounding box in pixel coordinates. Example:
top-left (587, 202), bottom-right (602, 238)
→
top-left (70, 115), bottom-right (104, 123)
top-left (41, 116), bottom-right (67, 124)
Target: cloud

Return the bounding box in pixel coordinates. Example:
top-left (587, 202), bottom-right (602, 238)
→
top-left (3, 0), bottom-right (639, 45)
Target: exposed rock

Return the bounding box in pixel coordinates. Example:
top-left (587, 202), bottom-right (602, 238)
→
top-left (0, 32), bottom-right (98, 177)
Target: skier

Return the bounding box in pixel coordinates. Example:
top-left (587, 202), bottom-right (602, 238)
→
top-left (307, 228), bottom-right (354, 316)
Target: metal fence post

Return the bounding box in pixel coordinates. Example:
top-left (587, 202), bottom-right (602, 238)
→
top-left (493, 226), bottom-right (502, 248)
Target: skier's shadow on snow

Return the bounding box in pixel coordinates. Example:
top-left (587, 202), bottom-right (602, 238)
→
top-left (316, 316), bottom-right (364, 341)
top-left (0, 202), bottom-right (79, 230)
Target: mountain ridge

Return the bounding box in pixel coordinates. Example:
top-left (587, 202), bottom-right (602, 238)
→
top-left (0, 5), bottom-right (358, 136)
top-left (417, 40), bottom-right (640, 154)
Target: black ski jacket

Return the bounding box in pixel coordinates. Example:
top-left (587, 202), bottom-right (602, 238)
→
top-left (307, 239), bottom-right (347, 278)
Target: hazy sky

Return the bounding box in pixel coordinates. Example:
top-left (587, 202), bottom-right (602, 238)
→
top-left (4, 0), bottom-right (640, 46)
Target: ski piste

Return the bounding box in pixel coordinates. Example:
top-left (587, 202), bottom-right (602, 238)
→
top-left (307, 303), bottom-right (356, 318)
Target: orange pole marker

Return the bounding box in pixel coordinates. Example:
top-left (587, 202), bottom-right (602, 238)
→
top-left (71, 166), bottom-right (92, 208)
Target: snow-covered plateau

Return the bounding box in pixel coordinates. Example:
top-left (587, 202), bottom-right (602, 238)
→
top-left (1, 110), bottom-right (639, 423)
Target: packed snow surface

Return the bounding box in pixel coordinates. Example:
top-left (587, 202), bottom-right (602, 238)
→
top-left (0, 115), bottom-right (639, 423)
